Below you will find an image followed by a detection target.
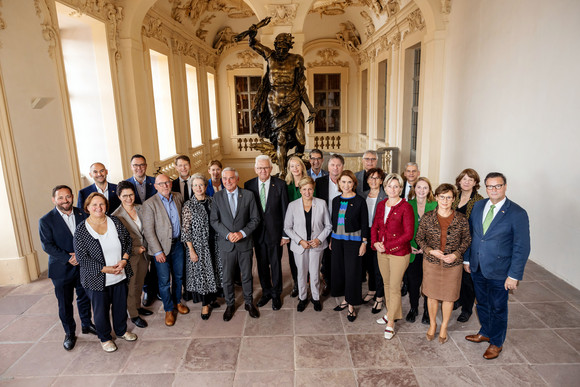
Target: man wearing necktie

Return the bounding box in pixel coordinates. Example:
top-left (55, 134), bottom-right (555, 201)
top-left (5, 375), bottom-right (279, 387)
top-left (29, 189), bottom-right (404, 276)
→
top-left (244, 155), bottom-right (289, 311)
top-left (210, 167), bottom-right (261, 321)
top-left (463, 172), bottom-right (530, 360)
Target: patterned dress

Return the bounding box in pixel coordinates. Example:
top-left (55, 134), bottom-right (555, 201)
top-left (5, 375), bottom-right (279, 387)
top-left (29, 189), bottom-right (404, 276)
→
top-left (181, 196), bottom-right (223, 295)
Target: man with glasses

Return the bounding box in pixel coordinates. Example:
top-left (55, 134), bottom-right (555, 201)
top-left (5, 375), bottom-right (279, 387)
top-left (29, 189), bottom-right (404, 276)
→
top-left (307, 149), bottom-right (328, 181)
top-left (126, 154), bottom-right (157, 205)
top-left (355, 150), bottom-right (378, 195)
top-left (464, 172), bottom-right (530, 360)
top-left (142, 174), bottom-right (189, 327)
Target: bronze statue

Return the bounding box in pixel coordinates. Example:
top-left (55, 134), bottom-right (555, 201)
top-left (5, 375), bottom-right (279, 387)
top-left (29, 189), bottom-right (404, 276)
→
top-left (236, 18), bottom-right (316, 177)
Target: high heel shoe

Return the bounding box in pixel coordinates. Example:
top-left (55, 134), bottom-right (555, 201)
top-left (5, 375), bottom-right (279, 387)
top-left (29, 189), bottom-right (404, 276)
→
top-left (426, 324), bottom-right (437, 341)
top-left (347, 308), bottom-right (357, 322)
top-left (371, 299), bottom-right (383, 314)
top-left (362, 292), bottom-right (375, 304)
top-left (333, 302), bottom-right (348, 311)
top-left (439, 335), bottom-right (448, 344)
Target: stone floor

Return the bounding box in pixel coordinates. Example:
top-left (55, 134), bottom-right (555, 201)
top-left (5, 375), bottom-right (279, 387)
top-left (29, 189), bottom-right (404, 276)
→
top-left (1, 258), bottom-right (580, 386)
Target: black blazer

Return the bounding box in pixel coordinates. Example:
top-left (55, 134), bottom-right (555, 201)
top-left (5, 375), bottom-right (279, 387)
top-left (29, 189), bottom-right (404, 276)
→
top-left (126, 176), bottom-right (157, 205)
top-left (77, 183), bottom-right (121, 214)
top-left (39, 207), bottom-right (87, 285)
top-left (74, 216), bottom-right (133, 291)
top-left (172, 178), bottom-right (192, 199)
top-left (315, 175), bottom-right (330, 203)
top-left (331, 194), bottom-right (370, 239)
top-left (244, 176), bottom-right (289, 244)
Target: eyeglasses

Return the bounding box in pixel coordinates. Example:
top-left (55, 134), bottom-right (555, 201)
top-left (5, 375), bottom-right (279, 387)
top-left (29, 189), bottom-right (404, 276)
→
top-left (131, 164), bottom-right (146, 168)
top-left (368, 176), bottom-right (381, 180)
top-left (310, 157), bottom-right (322, 161)
top-left (156, 182), bottom-right (171, 187)
top-left (437, 195), bottom-right (454, 201)
top-left (363, 158), bottom-right (377, 161)
top-left (486, 184), bottom-right (504, 190)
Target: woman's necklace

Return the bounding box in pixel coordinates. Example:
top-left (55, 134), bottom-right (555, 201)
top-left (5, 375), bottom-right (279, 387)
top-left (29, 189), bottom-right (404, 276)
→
top-left (88, 216), bottom-right (107, 225)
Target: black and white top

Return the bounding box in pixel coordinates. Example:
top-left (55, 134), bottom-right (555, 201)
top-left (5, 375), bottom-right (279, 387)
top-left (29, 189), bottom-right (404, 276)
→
top-left (85, 218), bottom-right (126, 286)
top-left (74, 216), bottom-right (133, 291)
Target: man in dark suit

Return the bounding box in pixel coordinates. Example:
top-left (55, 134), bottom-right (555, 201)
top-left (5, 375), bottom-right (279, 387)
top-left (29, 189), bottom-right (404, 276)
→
top-left (464, 172), bottom-right (530, 360)
top-left (171, 155), bottom-right (192, 202)
top-left (39, 185), bottom-right (96, 351)
top-left (315, 154), bottom-right (344, 296)
top-left (244, 155), bottom-right (289, 310)
top-left (401, 162), bottom-right (420, 200)
top-left (210, 167), bottom-right (261, 321)
top-left (77, 162), bottom-right (121, 213)
top-left (126, 154), bottom-right (157, 205)
top-left (355, 150), bottom-right (378, 195)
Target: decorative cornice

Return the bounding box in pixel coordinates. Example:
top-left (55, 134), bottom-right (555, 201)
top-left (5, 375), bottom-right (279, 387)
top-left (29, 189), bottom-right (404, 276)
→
top-left (198, 51), bottom-right (218, 69)
top-left (171, 37), bottom-right (197, 59)
top-left (142, 17), bottom-right (169, 47)
top-left (34, 0), bottom-right (59, 58)
top-left (267, 4), bottom-right (298, 26)
top-left (226, 50), bottom-right (263, 70)
top-left (407, 9), bottom-right (425, 33)
top-left (307, 48), bottom-right (348, 68)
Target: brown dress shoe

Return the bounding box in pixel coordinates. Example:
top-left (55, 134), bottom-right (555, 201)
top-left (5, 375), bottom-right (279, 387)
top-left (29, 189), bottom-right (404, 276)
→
top-left (165, 311), bottom-right (176, 326)
top-left (176, 303), bottom-right (190, 314)
top-left (483, 344), bottom-right (502, 359)
top-left (465, 334), bottom-right (490, 343)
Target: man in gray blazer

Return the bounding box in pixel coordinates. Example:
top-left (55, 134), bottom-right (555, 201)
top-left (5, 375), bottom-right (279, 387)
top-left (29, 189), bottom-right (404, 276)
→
top-left (355, 150), bottom-right (378, 195)
top-left (210, 167), bottom-right (261, 321)
top-left (142, 174), bottom-right (189, 327)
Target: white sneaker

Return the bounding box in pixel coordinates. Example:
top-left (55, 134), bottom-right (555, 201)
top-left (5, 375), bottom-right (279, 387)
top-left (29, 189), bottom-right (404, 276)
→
top-left (119, 332), bottom-right (138, 341)
top-left (384, 327), bottom-right (395, 340)
top-left (376, 315), bottom-right (388, 325)
top-left (101, 340), bottom-right (117, 352)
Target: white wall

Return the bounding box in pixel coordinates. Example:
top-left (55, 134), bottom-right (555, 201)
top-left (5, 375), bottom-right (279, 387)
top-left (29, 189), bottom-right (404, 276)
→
top-left (440, 0), bottom-right (580, 288)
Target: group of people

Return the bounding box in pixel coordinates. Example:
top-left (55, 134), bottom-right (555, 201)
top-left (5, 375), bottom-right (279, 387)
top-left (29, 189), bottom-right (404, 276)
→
top-left (39, 149), bottom-right (530, 360)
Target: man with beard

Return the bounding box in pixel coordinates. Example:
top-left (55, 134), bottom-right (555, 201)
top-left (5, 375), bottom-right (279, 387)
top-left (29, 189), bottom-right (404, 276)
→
top-left (77, 162), bottom-right (121, 213)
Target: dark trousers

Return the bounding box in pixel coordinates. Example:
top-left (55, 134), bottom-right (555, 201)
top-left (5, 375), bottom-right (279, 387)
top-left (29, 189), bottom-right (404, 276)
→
top-left (86, 280), bottom-right (128, 342)
top-left (321, 247), bottom-right (332, 288)
top-left (362, 248), bottom-right (380, 293)
top-left (155, 242), bottom-right (185, 312)
top-left (221, 248), bottom-right (254, 306)
top-left (369, 250), bottom-right (384, 298)
top-left (287, 250), bottom-right (298, 285)
top-left (471, 268), bottom-right (509, 347)
top-left (458, 269), bottom-right (476, 314)
top-left (255, 242), bottom-right (283, 298)
top-left (330, 238), bottom-right (362, 305)
top-left (52, 276), bottom-right (92, 335)
top-left (407, 253), bottom-right (425, 309)
top-left (143, 256), bottom-right (159, 298)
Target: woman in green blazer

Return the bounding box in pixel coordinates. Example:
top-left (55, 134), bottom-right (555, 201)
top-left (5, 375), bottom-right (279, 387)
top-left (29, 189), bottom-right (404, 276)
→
top-left (406, 177), bottom-right (437, 324)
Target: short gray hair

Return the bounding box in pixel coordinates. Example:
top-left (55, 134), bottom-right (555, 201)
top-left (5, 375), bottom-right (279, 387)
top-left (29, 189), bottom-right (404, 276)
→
top-left (405, 162), bottom-right (419, 169)
top-left (255, 155), bottom-right (273, 168)
top-left (190, 173), bottom-right (207, 187)
top-left (222, 167), bottom-right (239, 178)
top-left (364, 150), bottom-right (378, 158)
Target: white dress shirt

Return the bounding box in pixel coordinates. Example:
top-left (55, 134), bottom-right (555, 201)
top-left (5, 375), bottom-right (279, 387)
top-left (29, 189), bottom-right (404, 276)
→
top-left (56, 207), bottom-right (76, 235)
top-left (328, 178), bottom-right (341, 216)
top-left (96, 183), bottom-right (110, 200)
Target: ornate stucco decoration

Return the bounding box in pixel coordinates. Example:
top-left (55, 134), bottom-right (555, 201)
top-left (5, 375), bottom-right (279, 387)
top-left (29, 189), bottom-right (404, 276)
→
top-left (172, 37), bottom-right (197, 59)
top-left (226, 49), bottom-right (263, 70)
top-left (385, 0), bottom-right (400, 17)
top-left (142, 17), bottom-right (169, 46)
top-left (196, 14), bottom-right (215, 41)
top-left (407, 9), bottom-right (425, 32)
top-left (358, 0), bottom-right (383, 17)
top-left (360, 10), bottom-right (375, 38)
top-left (213, 26), bottom-right (237, 55)
top-left (390, 31), bottom-right (401, 49)
top-left (307, 48), bottom-right (348, 68)
top-left (267, 4), bottom-right (298, 26)
top-left (441, 0), bottom-right (452, 14)
top-left (198, 51), bottom-right (218, 68)
top-left (336, 21), bottom-right (360, 52)
top-left (34, 0), bottom-right (59, 58)
top-left (170, 0), bottom-right (254, 25)
top-left (310, 0), bottom-right (355, 16)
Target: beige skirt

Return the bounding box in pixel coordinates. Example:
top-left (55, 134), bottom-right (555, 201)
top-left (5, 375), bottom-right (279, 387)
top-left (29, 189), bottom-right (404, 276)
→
top-left (422, 258), bottom-right (462, 302)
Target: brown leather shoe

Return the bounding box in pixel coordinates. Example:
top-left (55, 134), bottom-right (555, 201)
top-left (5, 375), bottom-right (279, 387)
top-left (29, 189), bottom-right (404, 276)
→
top-left (465, 333), bottom-right (490, 343)
top-left (483, 344), bottom-right (502, 359)
top-left (165, 311), bottom-right (176, 326)
top-left (176, 303), bottom-right (190, 315)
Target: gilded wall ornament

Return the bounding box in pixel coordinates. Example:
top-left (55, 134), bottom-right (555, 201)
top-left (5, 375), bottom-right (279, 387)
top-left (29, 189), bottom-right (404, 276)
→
top-left (225, 49), bottom-right (263, 70)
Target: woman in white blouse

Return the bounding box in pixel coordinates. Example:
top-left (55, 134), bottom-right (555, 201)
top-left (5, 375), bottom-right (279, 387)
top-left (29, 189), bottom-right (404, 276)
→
top-left (74, 192), bottom-right (137, 353)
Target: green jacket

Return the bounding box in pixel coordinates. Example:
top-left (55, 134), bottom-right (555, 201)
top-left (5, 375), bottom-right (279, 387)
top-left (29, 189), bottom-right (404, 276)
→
top-left (408, 199), bottom-right (438, 263)
top-left (287, 181), bottom-right (316, 202)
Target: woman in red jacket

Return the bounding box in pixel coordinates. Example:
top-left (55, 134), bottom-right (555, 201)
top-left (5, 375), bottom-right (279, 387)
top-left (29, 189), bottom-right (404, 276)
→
top-left (371, 173), bottom-right (415, 340)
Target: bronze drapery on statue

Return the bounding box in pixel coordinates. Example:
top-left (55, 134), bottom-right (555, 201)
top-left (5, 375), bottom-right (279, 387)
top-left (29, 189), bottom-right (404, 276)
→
top-left (236, 18), bottom-right (317, 178)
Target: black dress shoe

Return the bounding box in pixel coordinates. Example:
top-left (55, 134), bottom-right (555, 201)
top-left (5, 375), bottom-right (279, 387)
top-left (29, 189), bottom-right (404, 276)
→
top-left (63, 334), bottom-right (76, 351)
top-left (421, 312), bottom-right (430, 325)
top-left (245, 303), bottom-right (260, 318)
top-left (272, 296), bottom-right (282, 311)
top-left (82, 323), bottom-right (97, 335)
top-left (142, 293), bottom-right (151, 307)
top-left (457, 312), bottom-right (471, 323)
top-left (223, 305), bottom-right (235, 321)
top-left (131, 316), bottom-right (148, 328)
top-left (257, 295), bottom-right (272, 307)
top-left (401, 283), bottom-right (408, 297)
top-left (297, 299), bottom-right (308, 312)
top-left (406, 308), bottom-right (418, 323)
top-left (210, 301), bottom-right (221, 309)
top-left (312, 299), bottom-right (322, 311)
top-left (291, 284), bottom-right (299, 298)
top-left (138, 308), bottom-right (153, 316)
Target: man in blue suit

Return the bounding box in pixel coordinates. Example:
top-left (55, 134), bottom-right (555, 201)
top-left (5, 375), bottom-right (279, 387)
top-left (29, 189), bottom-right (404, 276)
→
top-left (39, 185), bottom-right (97, 351)
top-left (464, 172), bottom-right (530, 360)
top-left (126, 154), bottom-right (157, 205)
top-left (77, 162), bottom-right (121, 213)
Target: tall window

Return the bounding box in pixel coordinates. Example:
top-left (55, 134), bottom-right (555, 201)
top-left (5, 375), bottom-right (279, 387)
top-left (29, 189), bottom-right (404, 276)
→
top-left (235, 76), bottom-right (261, 135)
top-left (314, 73), bottom-right (341, 133)
top-left (361, 69), bottom-right (368, 135)
top-left (207, 72), bottom-right (219, 139)
top-left (377, 59), bottom-right (388, 141)
top-left (410, 48), bottom-right (421, 162)
top-left (149, 49), bottom-right (176, 160)
top-left (185, 64), bottom-right (202, 147)
top-left (55, 2), bottom-right (122, 181)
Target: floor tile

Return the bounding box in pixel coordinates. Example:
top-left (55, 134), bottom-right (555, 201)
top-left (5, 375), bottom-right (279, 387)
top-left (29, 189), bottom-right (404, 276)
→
top-left (8, 279), bottom-right (54, 296)
top-left (295, 369), bottom-right (357, 387)
top-left (233, 370), bottom-right (294, 386)
top-left (0, 314), bottom-right (18, 331)
top-left (539, 279), bottom-right (580, 302)
top-left (508, 329), bottom-right (580, 364)
top-left (347, 333), bottom-right (411, 368)
top-left (0, 376), bottom-right (56, 386)
top-left (398, 332), bottom-right (468, 367)
top-left (0, 343), bottom-right (32, 374)
top-left (534, 364), bottom-right (580, 386)
top-left (0, 315), bottom-right (58, 342)
top-left (237, 336), bottom-right (294, 371)
top-left (173, 371), bottom-right (234, 386)
top-left (413, 366), bottom-right (482, 386)
top-left (524, 302), bottom-right (580, 328)
top-left (3, 341), bottom-right (86, 377)
top-left (450, 332), bottom-right (527, 365)
top-left (122, 339), bottom-right (189, 374)
top-left (473, 364), bottom-right (547, 386)
top-left (179, 337), bottom-right (240, 372)
top-left (553, 328), bottom-right (580, 352)
top-left (0, 285), bottom-right (17, 299)
top-left (191, 309), bottom-right (245, 337)
top-left (62, 337), bottom-right (136, 375)
top-left (0, 295), bottom-right (44, 315)
top-left (295, 335), bottom-right (351, 369)
top-left (243, 309), bottom-right (293, 336)
top-left (507, 303), bottom-right (548, 329)
top-left (113, 373), bottom-right (175, 386)
top-left (22, 294), bottom-right (59, 316)
top-left (136, 311), bottom-right (196, 339)
top-left (51, 375), bottom-right (115, 386)
top-left (355, 368), bottom-right (419, 387)
top-left (294, 306), bottom-right (343, 335)
top-left (510, 282), bottom-right (563, 303)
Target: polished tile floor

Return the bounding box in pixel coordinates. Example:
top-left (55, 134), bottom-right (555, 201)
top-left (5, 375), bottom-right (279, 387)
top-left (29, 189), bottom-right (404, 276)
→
top-left (1, 258), bottom-right (579, 386)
